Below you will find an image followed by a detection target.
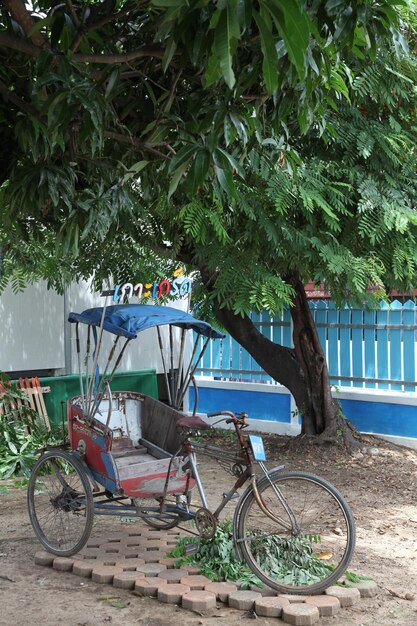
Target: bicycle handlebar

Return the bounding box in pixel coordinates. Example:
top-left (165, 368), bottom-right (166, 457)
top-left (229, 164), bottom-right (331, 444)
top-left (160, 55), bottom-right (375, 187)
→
top-left (206, 410), bottom-right (248, 425)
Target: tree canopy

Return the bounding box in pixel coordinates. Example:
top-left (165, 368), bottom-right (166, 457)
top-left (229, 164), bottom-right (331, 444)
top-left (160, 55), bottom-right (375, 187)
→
top-left (0, 0), bottom-right (409, 280)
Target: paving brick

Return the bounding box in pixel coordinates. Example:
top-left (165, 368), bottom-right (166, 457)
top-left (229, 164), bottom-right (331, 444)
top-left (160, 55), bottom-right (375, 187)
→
top-left (134, 577), bottom-right (168, 596)
top-left (282, 603), bottom-right (320, 625)
top-left (34, 550), bottom-right (55, 567)
top-left (136, 550), bottom-right (168, 563)
top-left (125, 531), bottom-right (144, 538)
top-left (52, 557), bottom-right (74, 572)
top-left (347, 580), bottom-right (378, 597)
top-left (91, 565), bottom-right (124, 584)
top-left (305, 595), bottom-right (341, 616)
top-left (72, 560), bottom-right (96, 578)
top-left (78, 547), bottom-right (101, 559)
top-left (133, 529), bottom-right (156, 537)
top-left (101, 533), bottom-right (129, 543)
top-left (278, 594), bottom-right (307, 603)
top-left (180, 574), bottom-right (211, 590)
top-left (116, 549), bottom-right (141, 559)
top-left (324, 586), bottom-right (361, 607)
top-left (113, 571), bottom-right (143, 590)
top-left (251, 585), bottom-right (276, 597)
top-left (166, 538), bottom-right (179, 545)
top-left (101, 544), bottom-right (124, 554)
top-left (254, 596), bottom-right (290, 617)
top-left (182, 590), bottom-right (217, 612)
top-left (142, 540), bottom-right (168, 549)
top-left (158, 569), bottom-right (189, 583)
top-left (158, 583), bottom-right (191, 604)
top-left (205, 582), bottom-right (238, 602)
top-left (106, 558), bottom-right (145, 571)
top-left (85, 540), bottom-right (102, 548)
top-left (181, 565), bottom-right (201, 574)
top-left (124, 535), bottom-right (147, 546)
top-left (136, 562), bottom-right (167, 577)
top-left (158, 557), bottom-right (176, 568)
top-left (228, 590), bottom-right (262, 610)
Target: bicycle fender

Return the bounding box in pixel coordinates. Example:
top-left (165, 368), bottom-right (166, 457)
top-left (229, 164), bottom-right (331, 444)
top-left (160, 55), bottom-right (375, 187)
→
top-left (267, 464), bottom-right (285, 474)
top-left (232, 465), bottom-right (286, 558)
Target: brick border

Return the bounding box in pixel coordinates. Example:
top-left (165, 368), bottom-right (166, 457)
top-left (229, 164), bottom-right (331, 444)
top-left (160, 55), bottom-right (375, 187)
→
top-left (34, 523), bottom-right (373, 624)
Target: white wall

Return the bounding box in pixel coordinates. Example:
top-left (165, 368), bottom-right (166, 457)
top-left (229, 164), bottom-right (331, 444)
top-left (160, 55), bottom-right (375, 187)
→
top-left (0, 279), bottom-right (190, 375)
top-left (0, 281), bottom-right (65, 371)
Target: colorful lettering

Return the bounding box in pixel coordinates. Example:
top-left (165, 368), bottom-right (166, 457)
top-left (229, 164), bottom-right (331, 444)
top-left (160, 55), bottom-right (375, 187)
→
top-left (112, 268), bottom-right (191, 303)
top-left (158, 279), bottom-right (171, 298)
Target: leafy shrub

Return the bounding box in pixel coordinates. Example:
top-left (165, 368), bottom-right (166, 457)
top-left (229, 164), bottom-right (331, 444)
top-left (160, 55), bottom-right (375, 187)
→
top-left (0, 373), bottom-right (62, 479)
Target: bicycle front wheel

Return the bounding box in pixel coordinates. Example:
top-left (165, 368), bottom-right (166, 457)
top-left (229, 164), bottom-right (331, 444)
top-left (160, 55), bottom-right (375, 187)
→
top-left (234, 470), bottom-right (355, 594)
top-left (27, 450), bottom-right (94, 556)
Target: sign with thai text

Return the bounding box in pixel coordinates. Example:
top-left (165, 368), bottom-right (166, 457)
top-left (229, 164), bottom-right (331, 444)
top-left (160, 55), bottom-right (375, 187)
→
top-left (101, 267), bottom-right (192, 303)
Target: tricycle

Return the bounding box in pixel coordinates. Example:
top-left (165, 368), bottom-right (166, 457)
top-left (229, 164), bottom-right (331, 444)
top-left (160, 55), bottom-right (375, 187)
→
top-left (27, 302), bottom-right (355, 593)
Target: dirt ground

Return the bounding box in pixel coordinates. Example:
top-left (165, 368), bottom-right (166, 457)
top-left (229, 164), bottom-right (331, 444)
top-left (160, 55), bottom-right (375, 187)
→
top-left (1, 433), bottom-right (417, 626)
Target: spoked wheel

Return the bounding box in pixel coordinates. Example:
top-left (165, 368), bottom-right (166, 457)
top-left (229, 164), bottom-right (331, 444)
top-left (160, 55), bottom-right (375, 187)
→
top-left (27, 450), bottom-right (94, 556)
top-left (234, 471), bottom-right (355, 594)
top-left (132, 493), bottom-right (191, 530)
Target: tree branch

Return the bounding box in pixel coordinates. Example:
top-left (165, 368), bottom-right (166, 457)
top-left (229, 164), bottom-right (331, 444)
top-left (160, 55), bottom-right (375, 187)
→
top-left (1, 0), bottom-right (47, 48)
top-left (104, 131), bottom-right (170, 159)
top-left (0, 33), bottom-right (164, 67)
top-left (66, 0), bottom-right (80, 28)
top-left (73, 45), bottom-right (165, 64)
top-left (0, 79), bottom-right (39, 116)
top-left (0, 33), bottom-right (40, 57)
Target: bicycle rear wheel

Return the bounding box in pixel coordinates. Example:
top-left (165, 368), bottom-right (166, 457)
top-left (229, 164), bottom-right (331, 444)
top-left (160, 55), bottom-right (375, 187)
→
top-left (234, 470), bottom-right (355, 594)
top-left (27, 450), bottom-right (94, 556)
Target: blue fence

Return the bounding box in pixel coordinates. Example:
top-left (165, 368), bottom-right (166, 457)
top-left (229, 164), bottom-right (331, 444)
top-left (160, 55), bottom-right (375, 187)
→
top-left (197, 300), bottom-right (417, 392)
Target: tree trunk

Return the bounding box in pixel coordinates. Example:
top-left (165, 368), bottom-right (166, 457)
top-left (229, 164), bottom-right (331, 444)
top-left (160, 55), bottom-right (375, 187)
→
top-left (287, 273), bottom-right (343, 439)
top-left (207, 271), bottom-right (357, 447)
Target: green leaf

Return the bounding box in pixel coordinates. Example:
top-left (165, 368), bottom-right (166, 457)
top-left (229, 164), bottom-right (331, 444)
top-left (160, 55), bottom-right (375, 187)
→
top-left (105, 69), bottom-right (119, 98)
top-left (265, 0), bottom-right (309, 80)
top-left (168, 159), bottom-right (191, 199)
top-left (216, 147), bottom-right (244, 177)
top-left (27, 16), bottom-right (53, 36)
top-left (214, 8), bottom-right (237, 89)
top-left (334, 8), bottom-right (355, 45)
top-left (253, 10), bottom-right (279, 93)
top-left (236, 0), bottom-right (252, 31)
top-left (169, 144), bottom-right (198, 174)
top-left (123, 161), bottom-right (149, 183)
top-left (162, 37), bottom-right (177, 73)
top-left (214, 165), bottom-right (237, 198)
top-left (8, 441), bottom-right (18, 455)
top-left (190, 149), bottom-right (210, 191)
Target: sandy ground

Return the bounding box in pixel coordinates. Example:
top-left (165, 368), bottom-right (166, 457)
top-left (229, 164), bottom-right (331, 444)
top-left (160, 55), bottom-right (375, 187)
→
top-left (1, 433), bottom-right (417, 626)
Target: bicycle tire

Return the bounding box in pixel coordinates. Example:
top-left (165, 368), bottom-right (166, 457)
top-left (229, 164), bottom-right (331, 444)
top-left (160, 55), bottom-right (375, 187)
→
top-left (234, 470), bottom-right (355, 594)
top-left (27, 450), bottom-right (94, 556)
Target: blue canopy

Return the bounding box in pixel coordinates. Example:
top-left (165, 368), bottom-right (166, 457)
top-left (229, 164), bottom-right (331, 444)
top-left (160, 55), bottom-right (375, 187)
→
top-left (68, 304), bottom-right (224, 340)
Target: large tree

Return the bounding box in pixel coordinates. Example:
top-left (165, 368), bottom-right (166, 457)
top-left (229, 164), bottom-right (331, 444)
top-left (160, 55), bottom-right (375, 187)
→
top-left (1, 0), bottom-right (415, 445)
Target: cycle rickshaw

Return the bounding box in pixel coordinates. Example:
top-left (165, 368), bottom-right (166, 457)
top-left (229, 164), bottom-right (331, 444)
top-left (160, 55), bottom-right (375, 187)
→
top-left (27, 302), bottom-right (355, 594)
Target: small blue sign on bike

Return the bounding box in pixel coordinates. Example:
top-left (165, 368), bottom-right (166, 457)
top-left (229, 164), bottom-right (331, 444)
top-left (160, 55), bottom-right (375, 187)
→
top-left (249, 435), bottom-right (266, 461)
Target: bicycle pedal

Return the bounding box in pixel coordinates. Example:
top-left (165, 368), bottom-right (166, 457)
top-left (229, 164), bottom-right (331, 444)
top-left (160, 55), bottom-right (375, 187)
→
top-left (182, 542), bottom-right (199, 556)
